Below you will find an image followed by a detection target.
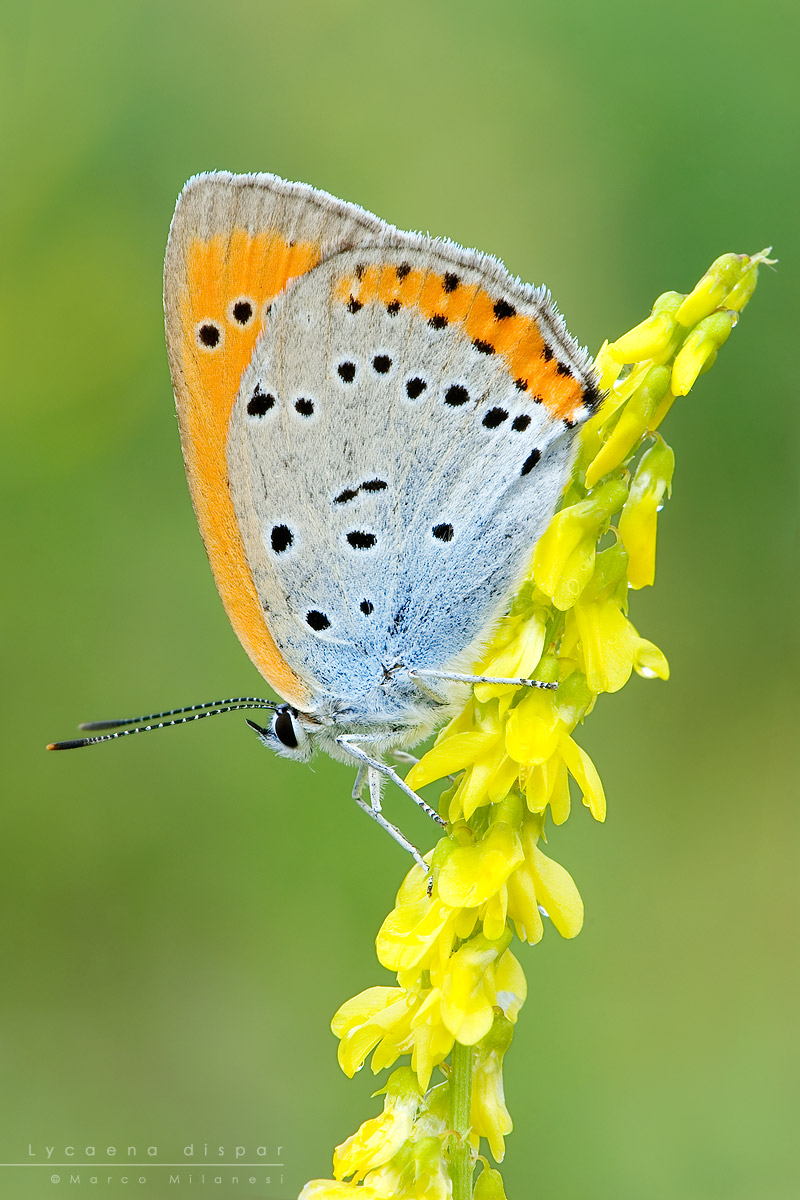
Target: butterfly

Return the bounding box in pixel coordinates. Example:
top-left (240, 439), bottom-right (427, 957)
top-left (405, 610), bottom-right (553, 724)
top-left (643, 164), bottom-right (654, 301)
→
top-left (49, 172), bottom-right (600, 867)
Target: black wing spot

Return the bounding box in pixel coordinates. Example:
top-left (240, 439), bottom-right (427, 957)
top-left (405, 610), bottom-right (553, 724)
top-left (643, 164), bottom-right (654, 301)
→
top-left (406, 377), bottom-right (427, 399)
top-left (514, 377), bottom-right (528, 391)
top-left (493, 298), bottom-right (516, 319)
top-left (232, 300), bottom-right (253, 325)
top-left (583, 383), bottom-right (602, 410)
top-left (556, 361), bottom-right (572, 377)
top-left (306, 610), bottom-right (331, 631)
top-left (334, 487), bottom-right (359, 504)
top-left (521, 448), bottom-right (541, 476)
top-left (247, 386), bottom-right (276, 416)
top-left (198, 323), bottom-right (220, 348)
top-left (337, 361), bottom-right (357, 382)
top-left (482, 407), bottom-right (508, 428)
top-left (295, 397), bottom-right (314, 416)
top-left (347, 296), bottom-right (363, 314)
top-left (432, 522), bottom-right (454, 542)
top-left (512, 414), bottom-right (531, 432)
top-left (531, 393), bottom-right (544, 405)
top-left (372, 354), bottom-right (392, 374)
top-left (362, 479), bottom-right (388, 492)
top-left (445, 384), bottom-right (469, 407)
top-left (443, 272), bottom-right (460, 292)
top-left (360, 600), bottom-right (374, 615)
top-left (429, 314), bottom-right (448, 330)
top-left (355, 263), bottom-right (366, 279)
top-left (473, 338), bottom-right (495, 355)
top-left (396, 263), bottom-right (411, 279)
top-left (386, 300), bottom-right (401, 315)
top-left (542, 344), bottom-right (554, 362)
top-left (347, 531), bottom-right (377, 550)
top-left (270, 524), bottom-right (292, 553)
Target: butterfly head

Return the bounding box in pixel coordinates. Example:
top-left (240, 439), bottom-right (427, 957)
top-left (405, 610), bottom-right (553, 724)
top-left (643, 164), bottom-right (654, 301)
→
top-left (246, 706), bottom-right (314, 762)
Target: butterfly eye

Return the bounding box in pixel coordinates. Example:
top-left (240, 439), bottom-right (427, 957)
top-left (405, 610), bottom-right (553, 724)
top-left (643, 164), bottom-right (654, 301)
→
top-left (273, 707), bottom-right (299, 749)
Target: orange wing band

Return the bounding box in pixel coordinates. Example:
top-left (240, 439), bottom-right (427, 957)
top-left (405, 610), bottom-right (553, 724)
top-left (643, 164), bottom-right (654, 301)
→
top-left (177, 230), bottom-right (320, 708)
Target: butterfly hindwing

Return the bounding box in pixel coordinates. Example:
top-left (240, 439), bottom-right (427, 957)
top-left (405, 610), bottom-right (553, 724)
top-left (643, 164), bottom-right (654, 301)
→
top-left (225, 241), bottom-right (599, 720)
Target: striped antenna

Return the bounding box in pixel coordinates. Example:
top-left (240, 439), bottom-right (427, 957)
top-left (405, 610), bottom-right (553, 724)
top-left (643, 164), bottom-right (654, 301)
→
top-left (47, 697), bottom-right (278, 751)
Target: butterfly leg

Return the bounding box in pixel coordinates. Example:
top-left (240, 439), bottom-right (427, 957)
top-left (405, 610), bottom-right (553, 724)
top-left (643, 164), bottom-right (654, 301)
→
top-left (336, 735), bottom-right (446, 828)
top-left (351, 764), bottom-right (367, 799)
top-left (409, 668), bottom-right (556, 690)
top-left (391, 750), bottom-right (420, 766)
top-left (350, 766), bottom-right (428, 871)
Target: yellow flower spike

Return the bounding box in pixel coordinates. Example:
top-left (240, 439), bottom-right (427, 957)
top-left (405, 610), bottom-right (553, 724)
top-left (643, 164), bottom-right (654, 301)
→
top-left (470, 1014), bottom-right (514, 1162)
top-left (532, 477), bottom-right (629, 609)
top-left (672, 310), bottom-right (736, 396)
top-left (439, 931), bottom-right (511, 1043)
top-left (618, 435), bottom-right (675, 589)
top-left (307, 248), bottom-right (770, 1200)
top-left (606, 291), bottom-right (684, 363)
top-left (584, 364), bottom-right (670, 487)
top-left (333, 1067), bottom-right (420, 1182)
top-left (675, 252), bottom-right (746, 326)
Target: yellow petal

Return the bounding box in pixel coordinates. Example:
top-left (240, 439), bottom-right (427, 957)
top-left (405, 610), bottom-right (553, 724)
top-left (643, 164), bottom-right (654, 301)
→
top-left (438, 823), bottom-right (523, 908)
top-left (531, 843), bottom-right (584, 939)
top-left (572, 598), bottom-right (636, 694)
top-left (405, 730), bottom-right (500, 790)
top-left (557, 733), bottom-right (606, 821)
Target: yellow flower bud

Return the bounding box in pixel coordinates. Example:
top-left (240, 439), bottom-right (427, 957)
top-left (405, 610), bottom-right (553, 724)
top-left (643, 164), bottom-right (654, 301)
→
top-left (439, 933), bottom-right (511, 1043)
top-left (532, 478), bottom-right (629, 609)
top-left (471, 1015), bottom-right (514, 1162)
top-left (584, 365), bottom-right (670, 487)
top-left (672, 310), bottom-right (735, 396)
top-left (606, 291), bottom-right (683, 363)
top-left (675, 252), bottom-right (744, 326)
top-left (618, 436), bottom-right (675, 589)
top-left (474, 1164), bottom-right (509, 1200)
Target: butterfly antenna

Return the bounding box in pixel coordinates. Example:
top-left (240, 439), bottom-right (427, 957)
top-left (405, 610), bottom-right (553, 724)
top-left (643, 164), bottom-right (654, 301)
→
top-left (46, 698), bottom-right (278, 751)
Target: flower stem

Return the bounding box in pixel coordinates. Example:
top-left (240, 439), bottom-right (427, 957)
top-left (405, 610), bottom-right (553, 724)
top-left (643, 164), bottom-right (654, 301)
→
top-left (450, 1040), bottom-right (473, 1200)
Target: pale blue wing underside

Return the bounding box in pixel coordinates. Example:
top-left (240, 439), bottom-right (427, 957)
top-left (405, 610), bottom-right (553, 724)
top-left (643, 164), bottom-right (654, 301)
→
top-left (227, 243), bottom-right (594, 723)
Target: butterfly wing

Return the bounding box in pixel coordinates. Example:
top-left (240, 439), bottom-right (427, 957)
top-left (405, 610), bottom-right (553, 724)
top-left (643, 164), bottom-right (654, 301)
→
top-left (224, 237), bottom-right (600, 723)
top-left (164, 172), bottom-right (402, 707)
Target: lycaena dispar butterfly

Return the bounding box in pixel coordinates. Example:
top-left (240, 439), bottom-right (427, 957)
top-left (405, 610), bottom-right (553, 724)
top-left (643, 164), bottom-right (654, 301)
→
top-left (49, 172), bottom-right (600, 867)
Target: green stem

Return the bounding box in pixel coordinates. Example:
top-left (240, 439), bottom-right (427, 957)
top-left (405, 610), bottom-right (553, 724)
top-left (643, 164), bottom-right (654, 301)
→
top-left (450, 1039), bottom-right (473, 1200)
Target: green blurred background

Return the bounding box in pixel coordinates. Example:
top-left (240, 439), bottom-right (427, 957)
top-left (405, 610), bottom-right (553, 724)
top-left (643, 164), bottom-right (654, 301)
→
top-left (2, 1), bottom-right (798, 1196)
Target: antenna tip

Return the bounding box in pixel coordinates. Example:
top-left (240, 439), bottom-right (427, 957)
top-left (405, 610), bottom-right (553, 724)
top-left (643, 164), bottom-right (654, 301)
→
top-left (47, 738), bottom-right (90, 751)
